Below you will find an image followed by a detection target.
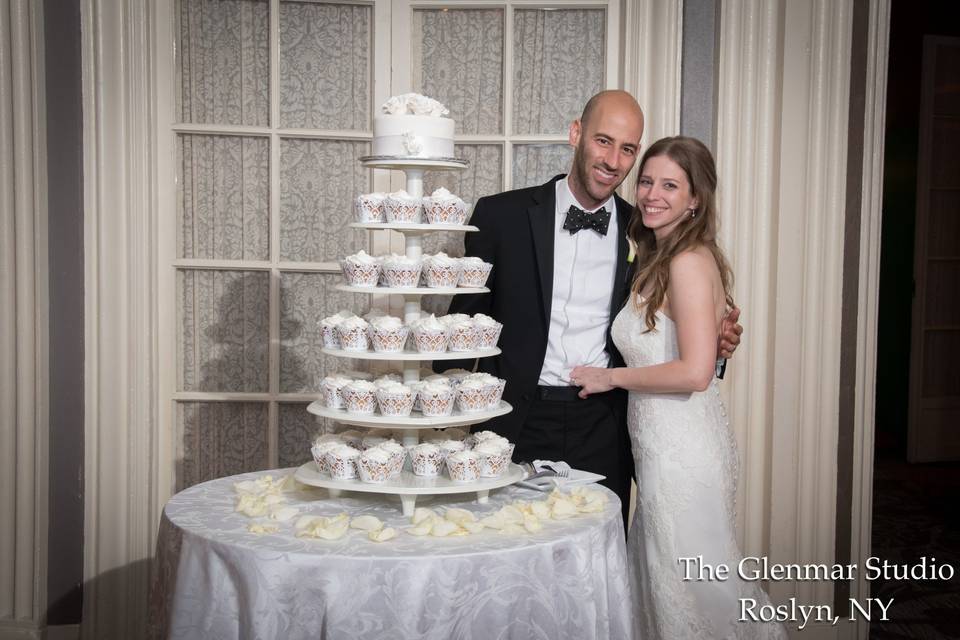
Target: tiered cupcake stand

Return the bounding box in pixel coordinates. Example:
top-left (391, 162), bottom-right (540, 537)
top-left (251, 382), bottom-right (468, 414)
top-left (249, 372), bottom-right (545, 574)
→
top-left (294, 155), bottom-right (521, 516)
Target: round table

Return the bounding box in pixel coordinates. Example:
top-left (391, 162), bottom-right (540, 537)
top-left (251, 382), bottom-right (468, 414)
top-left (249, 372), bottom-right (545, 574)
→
top-left (149, 469), bottom-right (633, 640)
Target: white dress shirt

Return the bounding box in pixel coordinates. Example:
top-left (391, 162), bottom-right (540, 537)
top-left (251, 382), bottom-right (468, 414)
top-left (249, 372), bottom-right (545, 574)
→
top-left (538, 178), bottom-right (619, 386)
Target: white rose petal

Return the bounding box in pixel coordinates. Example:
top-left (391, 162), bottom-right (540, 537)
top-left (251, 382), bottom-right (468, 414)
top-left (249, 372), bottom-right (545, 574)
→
top-left (430, 519), bottom-right (460, 537)
top-left (408, 522), bottom-right (433, 536)
top-left (269, 506), bottom-right (299, 522)
top-left (369, 527), bottom-right (398, 542)
top-left (444, 508), bottom-right (477, 526)
top-left (350, 515), bottom-right (385, 532)
top-left (462, 521), bottom-right (485, 534)
top-left (412, 508), bottom-right (438, 525)
top-left (523, 514), bottom-right (543, 533)
top-left (248, 523), bottom-right (279, 535)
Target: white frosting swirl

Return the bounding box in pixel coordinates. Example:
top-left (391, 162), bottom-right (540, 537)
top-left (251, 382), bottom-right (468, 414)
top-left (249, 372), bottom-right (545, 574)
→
top-left (381, 93), bottom-right (449, 117)
top-left (345, 250), bottom-right (379, 265)
top-left (370, 316), bottom-right (405, 331)
top-left (344, 380), bottom-right (376, 393)
top-left (339, 316), bottom-right (369, 331)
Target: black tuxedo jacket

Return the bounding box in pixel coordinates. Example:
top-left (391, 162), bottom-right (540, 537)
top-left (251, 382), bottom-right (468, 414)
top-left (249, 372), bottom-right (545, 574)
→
top-left (443, 175), bottom-right (634, 444)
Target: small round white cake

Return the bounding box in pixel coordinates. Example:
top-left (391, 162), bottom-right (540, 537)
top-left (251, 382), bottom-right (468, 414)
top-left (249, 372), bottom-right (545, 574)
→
top-left (372, 94), bottom-right (455, 159)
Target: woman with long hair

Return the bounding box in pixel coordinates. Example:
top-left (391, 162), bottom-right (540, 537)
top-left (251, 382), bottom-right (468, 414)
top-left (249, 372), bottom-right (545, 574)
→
top-left (571, 137), bottom-right (786, 639)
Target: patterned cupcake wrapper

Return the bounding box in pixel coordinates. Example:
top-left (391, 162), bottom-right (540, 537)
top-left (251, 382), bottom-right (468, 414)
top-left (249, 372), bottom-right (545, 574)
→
top-left (341, 261), bottom-right (381, 287)
top-left (385, 200), bottom-right (423, 223)
top-left (478, 452), bottom-right (508, 478)
top-left (420, 395), bottom-right (455, 417)
top-left (411, 452), bottom-right (445, 477)
top-left (336, 328), bottom-right (370, 352)
top-left (424, 265), bottom-right (461, 288)
top-left (355, 196), bottom-right (385, 223)
top-left (459, 264), bottom-right (492, 288)
top-left (383, 266), bottom-right (422, 288)
top-left (424, 201), bottom-right (467, 225)
top-left (475, 324), bottom-right (503, 349)
top-left (456, 389), bottom-right (489, 413)
top-left (371, 327), bottom-right (410, 353)
top-left (448, 326), bottom-right (480, 352)
top-left (326, 455), bottom-right (359, 480)
top-left (413, 330), bottom-right (449, 354)
top-left (320, 383), bottom-right (344, 409)
top-left (342, 392), bottom-right (377, 415)
top-left (321, 325), bottom-right (342, 349)
top-left (446, 458), bottom-right (481, 482)
top-left (376, 394), bottom-right (415, 417)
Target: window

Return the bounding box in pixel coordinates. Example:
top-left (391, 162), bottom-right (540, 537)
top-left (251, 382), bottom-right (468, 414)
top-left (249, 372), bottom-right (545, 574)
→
top-left (168, 0), bottom-right (617, 490)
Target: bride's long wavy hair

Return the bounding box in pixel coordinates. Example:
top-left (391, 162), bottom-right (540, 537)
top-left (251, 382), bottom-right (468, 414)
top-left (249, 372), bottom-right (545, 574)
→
top-left (627, 136), bottom-right (735, 331)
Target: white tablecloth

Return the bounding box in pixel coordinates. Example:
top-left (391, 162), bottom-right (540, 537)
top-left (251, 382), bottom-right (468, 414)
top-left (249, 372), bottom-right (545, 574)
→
top-left (150, 469), bottom-right (633, 640)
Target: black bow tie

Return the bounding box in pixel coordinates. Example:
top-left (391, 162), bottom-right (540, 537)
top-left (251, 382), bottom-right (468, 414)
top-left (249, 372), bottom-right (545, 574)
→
top-left (563, 205), bottom-right (611, 236)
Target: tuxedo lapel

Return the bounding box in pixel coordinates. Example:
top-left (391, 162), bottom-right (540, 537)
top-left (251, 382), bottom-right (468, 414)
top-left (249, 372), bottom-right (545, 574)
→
top-left (610, 194), bottom-right (633, 316)
top-left (527, 178), bottom-right (560, 329)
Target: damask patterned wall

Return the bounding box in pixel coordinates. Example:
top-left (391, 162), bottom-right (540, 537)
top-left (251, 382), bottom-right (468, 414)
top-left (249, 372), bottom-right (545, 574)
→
top-left (174, 0), bottom-right (606, 489)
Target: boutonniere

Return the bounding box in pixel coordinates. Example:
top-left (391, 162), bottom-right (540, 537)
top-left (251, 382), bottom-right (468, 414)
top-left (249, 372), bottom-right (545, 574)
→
top-left (627, 237), bottom-right (636, 263)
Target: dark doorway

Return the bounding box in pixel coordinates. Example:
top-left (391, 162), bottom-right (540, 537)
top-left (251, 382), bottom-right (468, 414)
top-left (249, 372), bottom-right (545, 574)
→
top-left (871, 2), bottom-right (960, 638)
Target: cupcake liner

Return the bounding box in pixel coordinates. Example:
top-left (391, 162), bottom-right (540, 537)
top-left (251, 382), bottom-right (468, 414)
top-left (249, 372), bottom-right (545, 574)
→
top-left (424, 199), bottom-right (468, 225)
top-left (448, 325), bottom-right (480, 352)
top-left (411, 450), bottom-right (445, 477)
top-left (371, 326), bottom-right (410, 353)
top-left (383, 264), bottom-right (422, 288)
top-left (487, 378), bottom-right (506, 409)
top-left (446, 455), bottom-right (481, 482)
top-left (341, 260), bottom-right (381, 287)
top-left (321, 324), bottom-right (341, 349)
top-left (424, 264), bottom-right (461, 288)
top-left (475, 323), bottom-right (503, 349)
top-left (342, 388), bottom-right (376, 415)
top-left (375, 390), bottom-right (415, 417)
top-left (326, 452), bottom-right (359, 480)
top-left (419, 389), bottom-right (456, 417)
top-left (320, 380), bottom-right (346, 409)
top-left (413, 329), bottom-right (449, 354)
top-left (357, 456), bottom-right (392, 483)
top-left (355, 194), bottom-right (386, 223)
top-left (456, 387), bottom-right (489, 413)
top-left (459, 262), bottom-right (492, 288)
top-left (385, 197), bottom-right (423, 223)
top-left (477, 451), bottom-right (508, 478)
top-left (336, 326), bottom-right (370, 352)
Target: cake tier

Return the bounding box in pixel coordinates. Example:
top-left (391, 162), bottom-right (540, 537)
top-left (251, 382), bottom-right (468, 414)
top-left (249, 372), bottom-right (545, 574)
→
top-left (306, 400), bottom-right (512, 429)
top-left (372, 114), bottom-right (455, 158)
top-left (294, 461), bottom-right (524, 496)
top-left (321, 346), bottom-right (500, 361)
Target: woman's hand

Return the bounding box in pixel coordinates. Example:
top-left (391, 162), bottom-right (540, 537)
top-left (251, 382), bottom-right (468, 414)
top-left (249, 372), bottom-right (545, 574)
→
top-left (570, 366), bottom-right (615, 399)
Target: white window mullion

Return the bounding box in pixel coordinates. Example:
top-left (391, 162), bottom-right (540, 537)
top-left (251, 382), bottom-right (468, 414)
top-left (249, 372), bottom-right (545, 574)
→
top-left (268, 0), bottom-right (282, 468)
top-left (503, 3), bottom-right (514, 189)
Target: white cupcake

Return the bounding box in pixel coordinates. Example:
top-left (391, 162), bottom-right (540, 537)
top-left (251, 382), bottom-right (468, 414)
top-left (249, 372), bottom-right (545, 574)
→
top-left (357, 446), bottom-right (392, 483)
top-left (411, 443), bottom-right (444, 477)
top-left (458, 256), bottom-right (492, 288)
top-left (437, 439), bottom-right (466, 459)
top-left (456, 379), bottom-right (489, 413)
top-left (440, 313), bottom-right (471, 328)
top-left (342, 380), bottom-right (377, 414)
top-left (384, 190), bottom-right (422, 224)
top-left (320, 375), bottom-right (352, 409)
top-left (355, 192), bottom-right (386, 223)
top-left (473, 441), bottom-right (509, 478)
top-left (341, 250), bottom-right (382, 287)
top-left (472, 314), bottom-right (503, 349)
top-left (369, 316), bottom-right (409, 353)
top-left (310, 437), bottom-right (344, 473)
top-left (464, 372), bottom-right (502, 408)
top-left (447, 320), bottom-right (479, 352)
top-left (440, 369), bottom-right (472, 387)
top-left (363, 308), bottom-right (389, 323)
top-left (446, 450), bottom-right (481, 482)
top-left (417, 382), bottom-right (456, 417)
top-left (423, 373), bottom-right (452, 386)
top-left (412, 314), bottom-right (449, 354)
top-left (326, 444), bottom-right (361, 480)
top-left (379, 440), bottom-right (406, 475)
top-left (337, 429), bottom-right (364, 449)
top-left (424, 187), bottom-right (468, 225)
top-left (335, 316), bottom-right (370, 351)
top-left (382, 254), bottom-right (423, 288)
top-left (320, 310), bottom-right (354, 349)
top-left (375, 382), bottom-right (415, 417)
top-left (423, 252), bottom-right (462, 288)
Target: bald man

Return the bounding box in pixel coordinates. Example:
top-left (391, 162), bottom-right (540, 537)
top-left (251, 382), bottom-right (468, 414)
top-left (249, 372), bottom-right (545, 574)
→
top-left (445, 91), bottom-right (738, 516)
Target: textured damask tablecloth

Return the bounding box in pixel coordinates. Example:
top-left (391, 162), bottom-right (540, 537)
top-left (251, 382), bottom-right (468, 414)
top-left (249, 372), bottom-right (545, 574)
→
top-left (149, 469), bottom-right (632, 640)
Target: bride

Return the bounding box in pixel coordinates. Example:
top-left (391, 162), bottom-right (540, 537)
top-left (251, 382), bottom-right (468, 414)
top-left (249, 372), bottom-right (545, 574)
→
top-left (570, 136), bottom-right (787, 639)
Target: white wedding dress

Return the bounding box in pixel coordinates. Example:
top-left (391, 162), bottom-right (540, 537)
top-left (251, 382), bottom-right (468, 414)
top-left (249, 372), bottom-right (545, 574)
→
top-left (612, 300), bottom-right (787, 639)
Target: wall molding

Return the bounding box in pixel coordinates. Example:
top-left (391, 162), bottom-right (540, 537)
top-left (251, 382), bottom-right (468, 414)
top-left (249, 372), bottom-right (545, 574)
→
top-left (0, 0), bottom-right (49, 634)
top-left (716, 0), bottom-right (854, 611)
top-left (620, 0), bottom-right (682, 201)
top-left (81, 0), bottom-right (158, 638)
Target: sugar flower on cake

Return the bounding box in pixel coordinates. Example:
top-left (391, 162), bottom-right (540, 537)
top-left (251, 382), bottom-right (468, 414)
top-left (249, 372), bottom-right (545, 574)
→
top-left (381, 93), bottom-right (449, 117)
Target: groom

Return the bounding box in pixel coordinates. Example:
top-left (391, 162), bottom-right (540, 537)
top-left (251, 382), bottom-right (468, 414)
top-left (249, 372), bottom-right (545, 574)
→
top-left (445, 90), bottom-right (740, 516)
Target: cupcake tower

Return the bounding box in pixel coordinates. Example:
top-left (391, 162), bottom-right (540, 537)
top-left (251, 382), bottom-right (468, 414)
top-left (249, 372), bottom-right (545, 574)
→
top-left (297, 132), bottom-right (519, 516)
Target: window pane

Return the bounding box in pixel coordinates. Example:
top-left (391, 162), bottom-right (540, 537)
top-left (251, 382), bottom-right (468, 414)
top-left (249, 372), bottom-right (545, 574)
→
top-left (512, 9), bottom-right (605, 135)
top-left (279, 138), bottom-right (370, 262)
top-left (178, 270), bottom-right (270, 392)
top-left (178, 0), bottom-right (270, 126)
top-left (177, 401), bottom-right (269, 490)
top-left (280, 272), bottom-right (365, 393)
top-left (279, 402), bottom-right (318, 468)
top-left (179, 135), bottom-right (270, 260)
top-left (280, 2), bottom-right (372, 130)
top-left (413, 9), bottom-right (504, 135)
top-left (512, 144), bottom-right (573, 190)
